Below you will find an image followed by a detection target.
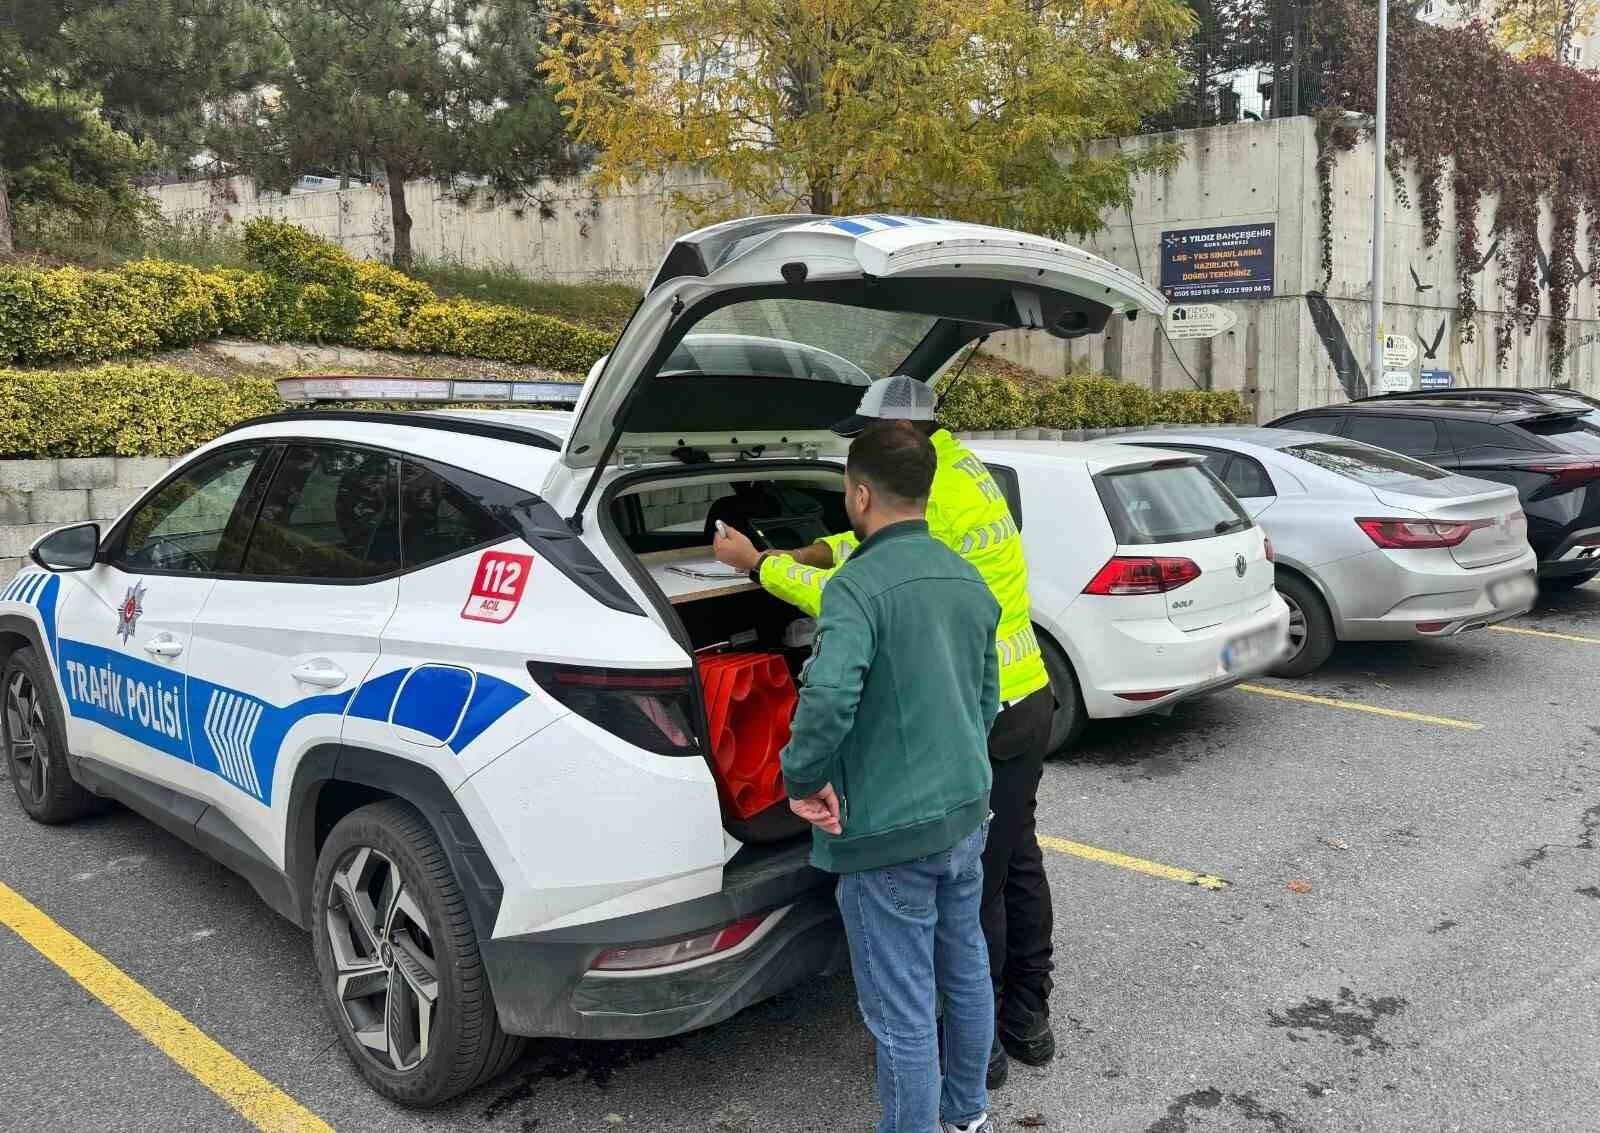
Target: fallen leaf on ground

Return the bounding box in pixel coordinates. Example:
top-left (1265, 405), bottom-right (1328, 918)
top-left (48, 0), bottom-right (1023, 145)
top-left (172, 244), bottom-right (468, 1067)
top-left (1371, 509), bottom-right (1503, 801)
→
top-left (1287, 879), bottom-right (1313, 894)
top-left (1017, 1116), bottom-right (1047, 1128)
top-left (1318, 836), bottom-right (1349, 850)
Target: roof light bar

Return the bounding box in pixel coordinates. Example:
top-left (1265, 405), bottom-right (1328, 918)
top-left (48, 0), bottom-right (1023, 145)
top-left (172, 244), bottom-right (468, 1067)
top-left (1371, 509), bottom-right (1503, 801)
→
top-left (274, 375), bottom-right (583, 406)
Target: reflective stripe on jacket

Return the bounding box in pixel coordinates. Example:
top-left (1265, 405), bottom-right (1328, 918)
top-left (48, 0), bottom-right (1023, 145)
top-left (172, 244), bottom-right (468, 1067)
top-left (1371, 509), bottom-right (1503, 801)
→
top-left (758, 429), bottom-right (1049, 702)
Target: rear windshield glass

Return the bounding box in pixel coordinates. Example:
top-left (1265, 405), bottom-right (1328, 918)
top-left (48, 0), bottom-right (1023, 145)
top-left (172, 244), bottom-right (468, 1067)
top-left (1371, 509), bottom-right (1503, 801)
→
top-left (1514, 415), bottom-right (1600, 453)
top-left (1284, 440), bottom-right (1449, 484)
top-left (682, 299), bottom-right (938, 383)
top-left (1093, 463), bottom-right (1250, 546)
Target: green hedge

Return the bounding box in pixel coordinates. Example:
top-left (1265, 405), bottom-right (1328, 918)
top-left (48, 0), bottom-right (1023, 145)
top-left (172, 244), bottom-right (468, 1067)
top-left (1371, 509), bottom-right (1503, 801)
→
top-left (942, 373), bottom-right (1249, 432)
top-left (0, 363), bottom-right (1250, 458)
top-left (0, 365), bottom-right (281, 458)
top-left (0, 219), bottom-right (611, 374)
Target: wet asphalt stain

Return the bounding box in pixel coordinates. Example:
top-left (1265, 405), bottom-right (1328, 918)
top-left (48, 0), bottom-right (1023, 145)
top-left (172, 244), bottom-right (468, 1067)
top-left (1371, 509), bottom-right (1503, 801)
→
top-left (1146, 1087), bottom-right (1302, 1133)
top-left (1578, 886), bottom-right (1600, 899)
top-left (1514, 802), bottom-right (1600, 869)
top-left (1069, 714), bottom-right (1230, 782)
top-left (481, 1037), bottom-right (683, 1123)
top-left (1267, 987), bottom-right (1407, 1055)
top-left (1428, 918), bottom-right (1459, 934)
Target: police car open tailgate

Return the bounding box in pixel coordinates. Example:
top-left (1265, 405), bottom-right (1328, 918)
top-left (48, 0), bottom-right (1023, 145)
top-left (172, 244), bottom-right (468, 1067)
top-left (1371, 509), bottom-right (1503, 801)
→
top-left (559, 215), bottom-right (1166, 478)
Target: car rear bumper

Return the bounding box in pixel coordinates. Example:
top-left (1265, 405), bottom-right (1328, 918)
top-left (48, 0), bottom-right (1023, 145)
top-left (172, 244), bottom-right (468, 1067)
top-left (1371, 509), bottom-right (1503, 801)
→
top-left (1325, 546), bottom-right (1539, 640)
top-left (479, 841), bottom-right (845, 1040)
top-left (1069, 592), bottom-right (1291, 719)
top-left (1537, 528), bottom-right (1600, 576)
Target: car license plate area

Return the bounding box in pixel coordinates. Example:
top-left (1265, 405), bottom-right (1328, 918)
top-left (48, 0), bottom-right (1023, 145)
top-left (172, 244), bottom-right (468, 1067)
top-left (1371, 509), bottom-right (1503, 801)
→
top-left (1488, 574), bottom-right (1537, 609)
top-left (1222, 626), bottom-right (1284, 673)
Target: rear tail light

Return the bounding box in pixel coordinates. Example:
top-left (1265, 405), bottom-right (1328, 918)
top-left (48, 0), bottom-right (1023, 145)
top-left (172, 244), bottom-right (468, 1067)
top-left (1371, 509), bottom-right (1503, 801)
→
top-left (1355, 517), bottom-right (1486, 549)
top-left (1083, 556), bottom-right (1202, 595)
top-left (1264, 537), bottom-right (1275, 562)
top-left (1578, 534), bottom-right (1600, 547)
top-left (590, 911), bottom-right (772, 971)
top-left (1115, 690), bottom-right (1176, 702)
top-left (1528, 461), bottom-right (1600, 488)
top-left (527, 662), bottom-right (701, 757)
top-left (1414, 620), bottom-right (1451, 633)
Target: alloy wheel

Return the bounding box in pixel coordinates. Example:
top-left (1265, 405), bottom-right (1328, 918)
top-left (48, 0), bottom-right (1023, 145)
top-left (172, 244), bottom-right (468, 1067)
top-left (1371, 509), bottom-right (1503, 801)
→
top-left (1282, 594), bottom-right (1308, 660)
top-left (325, 846), bottom-right (440, 1072)
top-left (4, 669), bottom-right (49, 805)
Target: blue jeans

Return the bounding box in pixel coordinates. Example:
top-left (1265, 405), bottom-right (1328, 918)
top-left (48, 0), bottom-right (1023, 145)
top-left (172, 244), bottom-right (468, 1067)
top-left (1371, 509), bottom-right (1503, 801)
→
top-left (836, 823), bottom-right (993, 1133)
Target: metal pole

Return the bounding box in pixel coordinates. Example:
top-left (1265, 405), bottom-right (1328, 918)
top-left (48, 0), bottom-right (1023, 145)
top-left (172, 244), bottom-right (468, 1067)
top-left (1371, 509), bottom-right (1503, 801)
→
top-left (1369, 0), bottom-right (1389, 393)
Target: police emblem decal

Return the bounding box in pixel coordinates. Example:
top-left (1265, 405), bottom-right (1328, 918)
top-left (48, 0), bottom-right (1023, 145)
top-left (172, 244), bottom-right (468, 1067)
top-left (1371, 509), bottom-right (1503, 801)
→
top-left (117, 582), bottom-right (146, 644)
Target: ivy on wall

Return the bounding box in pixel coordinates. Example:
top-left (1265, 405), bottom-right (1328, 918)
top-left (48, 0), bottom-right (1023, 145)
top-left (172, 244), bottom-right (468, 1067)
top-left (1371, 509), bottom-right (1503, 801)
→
top-left (1315, 1), bottom-right (1600, 377)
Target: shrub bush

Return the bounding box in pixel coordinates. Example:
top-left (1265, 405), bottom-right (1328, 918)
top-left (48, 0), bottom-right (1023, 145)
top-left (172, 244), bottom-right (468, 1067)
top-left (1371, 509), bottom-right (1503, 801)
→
top-left (0, 365), bottom-right (281, 458)
top-left (408, 298), bottom-right (613, 372)
top-left (0, 219), bottom-right (617, 370)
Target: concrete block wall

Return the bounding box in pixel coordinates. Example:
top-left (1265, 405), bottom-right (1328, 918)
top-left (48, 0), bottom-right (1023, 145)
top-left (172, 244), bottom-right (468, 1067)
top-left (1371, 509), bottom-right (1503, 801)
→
top-left (0, 457), bottom-right (176, 583)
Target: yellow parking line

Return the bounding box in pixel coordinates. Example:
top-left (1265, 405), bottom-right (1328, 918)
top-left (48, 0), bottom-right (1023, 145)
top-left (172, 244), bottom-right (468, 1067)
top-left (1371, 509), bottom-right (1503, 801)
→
top-left (0, 880), bottom-right (332, 1132)
top-left (1489, 624), bottom-right (1600, 646)
top-left (1038, 835), bottom-right (1230, 890)
top-left (1237, 683), bottom-right (1483, 731)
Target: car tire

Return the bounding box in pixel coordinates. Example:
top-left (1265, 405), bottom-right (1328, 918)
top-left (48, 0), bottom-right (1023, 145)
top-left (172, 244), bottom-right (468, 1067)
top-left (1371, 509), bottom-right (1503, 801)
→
top-left (311, 799), bottom-right (524, 1107)
top-left (1270, 574), bottom-right (1336, 679)
top-left (1039, 632), bottom-right (1086, 757)
top-left (1540, 570), bottom-right (1598, 592)
top-left (2, 645), bottom-right (96, 824)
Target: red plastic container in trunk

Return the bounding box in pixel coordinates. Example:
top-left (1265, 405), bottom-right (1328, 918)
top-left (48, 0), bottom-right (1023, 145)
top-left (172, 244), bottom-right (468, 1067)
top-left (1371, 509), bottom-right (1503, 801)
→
top-left (698, 653), bottom-right (797, 819)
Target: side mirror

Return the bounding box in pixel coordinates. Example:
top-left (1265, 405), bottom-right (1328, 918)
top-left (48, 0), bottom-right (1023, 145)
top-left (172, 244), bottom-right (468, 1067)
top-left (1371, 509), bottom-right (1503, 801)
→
top-left (30, 523), bottom-right (100, 573)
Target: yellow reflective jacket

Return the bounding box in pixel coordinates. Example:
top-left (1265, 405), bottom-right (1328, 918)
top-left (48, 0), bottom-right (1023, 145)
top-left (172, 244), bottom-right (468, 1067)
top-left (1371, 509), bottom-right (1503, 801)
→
top-left (759, 429), bottom-right (1049, 703)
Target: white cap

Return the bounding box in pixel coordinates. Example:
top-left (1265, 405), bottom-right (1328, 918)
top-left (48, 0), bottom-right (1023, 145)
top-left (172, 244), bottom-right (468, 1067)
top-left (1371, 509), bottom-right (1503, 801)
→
top-left (833, 375), bottom-right (937, 436)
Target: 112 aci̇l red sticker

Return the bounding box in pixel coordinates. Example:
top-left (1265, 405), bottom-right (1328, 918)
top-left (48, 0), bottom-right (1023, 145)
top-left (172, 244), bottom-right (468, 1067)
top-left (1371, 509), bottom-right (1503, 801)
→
top-left (461, 551), bottom-right (533, 623)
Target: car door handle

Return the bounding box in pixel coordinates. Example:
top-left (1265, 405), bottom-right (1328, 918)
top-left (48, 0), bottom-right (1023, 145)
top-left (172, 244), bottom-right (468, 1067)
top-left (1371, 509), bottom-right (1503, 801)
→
top-left (143, 636), bottom-right (184, 658)
top-left (291, 661), bottom-right (347, 688)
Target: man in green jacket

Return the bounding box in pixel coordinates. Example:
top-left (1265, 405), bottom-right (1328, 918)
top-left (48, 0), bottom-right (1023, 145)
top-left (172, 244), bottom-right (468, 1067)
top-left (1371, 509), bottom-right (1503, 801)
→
top-left (777, 422), bottom-right (999, 1133)
top-left (715, 376), bottom-right (1057, 1086)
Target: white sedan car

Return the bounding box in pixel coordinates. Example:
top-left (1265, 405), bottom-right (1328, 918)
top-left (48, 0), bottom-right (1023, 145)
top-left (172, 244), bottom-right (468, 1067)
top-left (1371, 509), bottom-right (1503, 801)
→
top-left (969, 441), bottom-right (1291, 754)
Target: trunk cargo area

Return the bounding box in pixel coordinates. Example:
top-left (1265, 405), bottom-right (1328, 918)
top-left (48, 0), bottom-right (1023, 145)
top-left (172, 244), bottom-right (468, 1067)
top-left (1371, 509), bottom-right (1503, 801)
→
top-left (607, 467), bottom-right (849, 843)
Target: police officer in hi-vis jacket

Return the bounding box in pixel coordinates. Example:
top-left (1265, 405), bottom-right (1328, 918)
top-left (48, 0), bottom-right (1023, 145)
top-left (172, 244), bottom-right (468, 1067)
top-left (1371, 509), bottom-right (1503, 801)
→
top-left (714, 376), bottom-right (1057, 1089)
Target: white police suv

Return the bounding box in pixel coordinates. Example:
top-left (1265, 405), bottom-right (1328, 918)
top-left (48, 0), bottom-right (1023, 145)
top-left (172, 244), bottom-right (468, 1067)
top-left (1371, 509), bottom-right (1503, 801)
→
top-left (0, 214), bottom-right (1163, 1105)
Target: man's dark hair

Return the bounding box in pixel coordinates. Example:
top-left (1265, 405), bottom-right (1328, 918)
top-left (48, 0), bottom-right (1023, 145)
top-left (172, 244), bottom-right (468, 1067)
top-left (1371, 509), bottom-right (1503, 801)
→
top-left (847, 420), bottom-right (936, 506)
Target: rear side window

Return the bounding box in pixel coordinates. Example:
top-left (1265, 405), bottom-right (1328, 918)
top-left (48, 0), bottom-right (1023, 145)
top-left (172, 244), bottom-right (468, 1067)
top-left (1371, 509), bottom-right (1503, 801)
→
top-left (1445, 419), bottom-right (1538, 454)
top-left (985, 464), bottom-right (1024, 529)
top-left (400, 459), bottom-right (514, 568)
top-left (1279, 414), bottom-right (1346, 437)
top-left (242, 445), bottom-right (401, 580)
top-left (1513, 416), bottom-right (1600, 454)
top-left (1093, 462), bottom-right (1250, 546)
top-left (1284, 440), bottom-right (1449, 484)
top-left (1341, 415), bottom-right (1442, 456)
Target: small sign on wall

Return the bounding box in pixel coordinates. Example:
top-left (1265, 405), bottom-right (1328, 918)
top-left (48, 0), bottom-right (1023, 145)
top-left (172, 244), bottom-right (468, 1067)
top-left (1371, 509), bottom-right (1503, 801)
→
top-left (1378, 370), bottom-right (1414, 394)
top-left (1164, 303), bottom-right (1239, 340)
top-left (1419, 369), bottom-right (1454, 390)
top-left (1382, 335), bottom-right (1419, 369)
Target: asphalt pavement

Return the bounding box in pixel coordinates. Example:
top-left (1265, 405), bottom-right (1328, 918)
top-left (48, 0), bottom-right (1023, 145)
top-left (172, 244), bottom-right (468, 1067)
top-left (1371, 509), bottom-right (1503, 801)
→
top-left (2, 586), bottom-right (1599, 1132)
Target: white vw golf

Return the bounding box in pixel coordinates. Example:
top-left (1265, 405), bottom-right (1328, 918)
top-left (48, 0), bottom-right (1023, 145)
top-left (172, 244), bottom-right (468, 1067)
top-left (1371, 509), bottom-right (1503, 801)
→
top-left (1, 214), bottom-right (1166, 1105)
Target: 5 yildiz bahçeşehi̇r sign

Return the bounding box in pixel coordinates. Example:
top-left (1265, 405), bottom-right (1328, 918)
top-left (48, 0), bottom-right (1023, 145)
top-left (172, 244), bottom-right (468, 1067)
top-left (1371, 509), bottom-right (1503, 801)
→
top-left (1159, 224), bottom-right (1275, 301)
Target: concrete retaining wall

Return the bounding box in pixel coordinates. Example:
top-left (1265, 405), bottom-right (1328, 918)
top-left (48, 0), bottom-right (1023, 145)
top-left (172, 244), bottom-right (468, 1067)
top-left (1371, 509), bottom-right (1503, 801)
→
top-left (148, 117), bottom-right (1600, 416)
top-left (0, 457), bottom-right (176, 582)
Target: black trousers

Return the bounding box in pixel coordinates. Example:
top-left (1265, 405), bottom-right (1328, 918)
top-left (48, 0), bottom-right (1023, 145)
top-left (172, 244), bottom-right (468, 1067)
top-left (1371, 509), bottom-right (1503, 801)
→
top-left (981, 687), bottom-right (1055, 1034)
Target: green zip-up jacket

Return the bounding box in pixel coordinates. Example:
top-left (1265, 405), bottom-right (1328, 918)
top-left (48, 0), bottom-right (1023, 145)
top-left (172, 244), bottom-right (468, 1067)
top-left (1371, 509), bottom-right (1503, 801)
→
top-left (780, 520), bottom-right (1000, 874)
top-left (759, 429), bottom-right (1048, 704)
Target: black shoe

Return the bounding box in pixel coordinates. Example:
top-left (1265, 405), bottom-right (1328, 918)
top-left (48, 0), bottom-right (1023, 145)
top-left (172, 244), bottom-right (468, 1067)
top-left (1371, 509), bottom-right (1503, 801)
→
top-left (986, 1036), bottom-right (1010, 1090)
top-left (1000, 1018), bottom-right (1056, 1067)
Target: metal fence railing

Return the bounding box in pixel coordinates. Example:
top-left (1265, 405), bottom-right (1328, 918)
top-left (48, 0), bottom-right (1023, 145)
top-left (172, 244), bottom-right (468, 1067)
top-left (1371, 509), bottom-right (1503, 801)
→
top-left (1141, 1), bottom-right (1327, 134)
